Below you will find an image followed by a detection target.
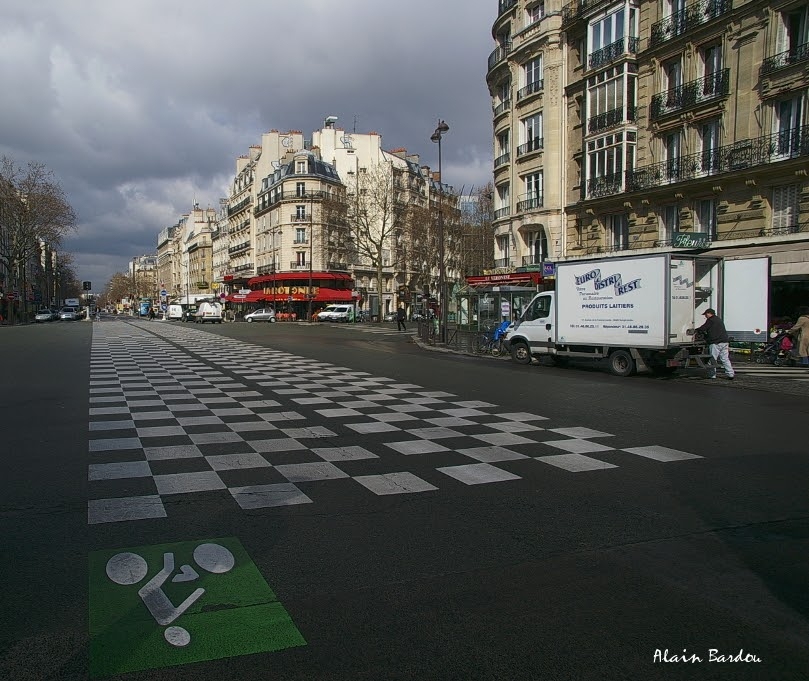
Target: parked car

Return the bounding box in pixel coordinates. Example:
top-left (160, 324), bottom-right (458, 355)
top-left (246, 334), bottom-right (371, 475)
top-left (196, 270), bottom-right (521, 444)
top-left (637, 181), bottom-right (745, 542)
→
top-left (35, 308), bottom-right (56, 322)
top-left (382, 312), bottom-right (397, 322)
top-left (244, 308), bottom-right (276, 323)
top-left (59, 307), bottom-right (79, 321)
top-left (195, 301), bottom-right (223, 324)
top-left (317, 304), bottom-right (353, 322)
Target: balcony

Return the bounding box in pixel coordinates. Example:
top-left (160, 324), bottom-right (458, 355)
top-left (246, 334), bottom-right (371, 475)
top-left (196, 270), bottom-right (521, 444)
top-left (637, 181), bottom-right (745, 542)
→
top-left (760, 42), bottom-right (809, 76)
top-left (290, 261), bottom-right (308, 270)
top-left (650, 69), bottom-right (730, 120)
top-left (292, 239), bottom-right (309, 245)
top-left (494, 206), bottom-right (512, 220)
top-left (625, 125), bottom-right (809, 192)
top-left (517, 137), bottom-right (544, 157)
top-left (650, 0), bottom-right (732, 48)
top-left (326, 262), bottom-right (350, 271)
top-left (228, 241), bottom-right (251, 255)
top-left (256, 264), bottom-right (276, 275)
top-left (227, 196), bottom-right (251, 217)
top-left (291, 214), bottom-right (309, 222)
top-left (493, 99), bottom-right (512, 117)
top-left (494, 152), bottom-right (511, 169)
top-left (517, 80), bottom-right (544, 101)
top-left (488, 42), bottom-right (513, 71)
top-left (714, 219), bottom-right (809, 242)
top-left (586, 172), bottom-right (623, 199)
top-left (588, 105), bottom-right (638, 134)
top-left (588, 37), bottom-right (640, 70)
top-left (493, 257), bottom-right (513, 268)
top-left (232, 262), bottom-right (254, 273)
top-left (517, 195), bottom-right (544, 212)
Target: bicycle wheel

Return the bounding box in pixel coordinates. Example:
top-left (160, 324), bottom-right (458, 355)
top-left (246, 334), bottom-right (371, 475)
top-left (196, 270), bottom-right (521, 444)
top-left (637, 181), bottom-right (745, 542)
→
top-left (490, 341), bottom-right (503, 357)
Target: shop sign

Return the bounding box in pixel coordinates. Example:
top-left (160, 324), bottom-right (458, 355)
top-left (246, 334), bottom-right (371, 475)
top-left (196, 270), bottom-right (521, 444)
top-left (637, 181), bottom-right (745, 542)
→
top-left (673, 232), bottom-right (710, 249)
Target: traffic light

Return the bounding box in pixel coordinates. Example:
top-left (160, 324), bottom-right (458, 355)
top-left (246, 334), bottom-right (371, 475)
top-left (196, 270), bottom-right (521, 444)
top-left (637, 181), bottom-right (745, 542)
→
top-left (82, 281), bottom-right (92, 291)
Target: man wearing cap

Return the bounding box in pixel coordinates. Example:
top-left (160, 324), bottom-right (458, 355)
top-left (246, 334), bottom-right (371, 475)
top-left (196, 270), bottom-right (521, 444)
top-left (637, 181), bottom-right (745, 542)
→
top-left (695, 308), bottom-right (735, 380)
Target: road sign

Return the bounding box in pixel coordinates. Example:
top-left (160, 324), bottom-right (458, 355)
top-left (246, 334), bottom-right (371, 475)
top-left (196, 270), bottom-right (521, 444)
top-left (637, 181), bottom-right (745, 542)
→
top-left (219, 293), bottom-right (226, 299)
top-left (160, 303), bottom-right (167, 311)
top-left (160, 289), bottom-right (168, 297)
top-left (6, 292), bottom-right (15, 301)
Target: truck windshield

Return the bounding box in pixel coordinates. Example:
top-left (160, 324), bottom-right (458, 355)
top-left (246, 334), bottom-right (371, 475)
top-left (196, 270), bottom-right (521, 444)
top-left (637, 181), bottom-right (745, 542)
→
top-left (523, 296), bottom-right (551, 321)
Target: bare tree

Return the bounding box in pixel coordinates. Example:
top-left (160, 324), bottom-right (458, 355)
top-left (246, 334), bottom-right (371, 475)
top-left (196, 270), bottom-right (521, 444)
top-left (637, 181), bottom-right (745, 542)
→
top-left (0, 158), bottom-right (77, 321)
top-left (454, 183), bottom-right (494, 278)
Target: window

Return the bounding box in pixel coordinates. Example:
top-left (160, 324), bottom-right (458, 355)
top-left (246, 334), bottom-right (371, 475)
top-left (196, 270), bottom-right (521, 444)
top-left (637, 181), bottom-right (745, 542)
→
top-left (701, 44), bottom-right (723, 97)
top-left (296, 205), bottom-right (306, 220)
top-left (521, 56), bottom-right (543, 97)
top-left (296, 182), bottom-right (306, 197)
top-left (696, 199), bottom-right (718, 239)
top-left (520, 113), bottom-right (543, 153)
top-left (587, 65), bottom-right (633, 130)
top-left (296, 160), bottom-right (307, 174)
top-left (778, 5), bottom-right (809, 56)
top-left (528, 227), bottom-right (548, 263)
top-left (772, 184), bottom-right (800, 232)
top-left (496, 183), bottom-right (510, 209)
top-left (522, 172), bottom-right (543, 209)
top-left (665, 131), bottom-right (681, 181)
top-left (523, 294), bottom-right (551, 321)
top-left (606, 213), bottom-right (629, 250)
top-left (774, 95), bottom-right (805, 156)
top-left (295, 227), bottom-right (307, 243)
top-left (663, 57), bottom-right (682, 100)
top-left (587, 132), bottom-right (633, 195)
top-left (496, 235), bottom-right (510, 259)
top-left (661, 205), bottom-right (679, 242)
top-left (497, 130), bottom-right (510, 156)
top-left (590, 8), bottom-right (625, 54)
top-left (526, 2), bottom-right (544, 25)
top-left (701, 119), bottom-right (721, 173)
top-left (296, 251), bottom-right (306, 266)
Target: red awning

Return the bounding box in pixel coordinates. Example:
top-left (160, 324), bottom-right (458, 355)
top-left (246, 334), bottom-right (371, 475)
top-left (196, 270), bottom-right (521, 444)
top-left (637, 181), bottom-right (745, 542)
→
top-left (248, 271), bottom-right (354, 286)
top-left (466, 272), bottom-right (542, 286)
top-left (226, 291), bottom-right (268, 303)
top-left (258, 288), bottom-right (354, 303)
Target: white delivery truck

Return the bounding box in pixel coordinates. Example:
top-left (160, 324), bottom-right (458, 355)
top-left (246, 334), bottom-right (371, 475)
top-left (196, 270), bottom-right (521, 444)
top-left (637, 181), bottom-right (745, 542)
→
top-left (195, 300), bottom-right (223, 324)
top-left (506, 253), bottom-right (768, 376)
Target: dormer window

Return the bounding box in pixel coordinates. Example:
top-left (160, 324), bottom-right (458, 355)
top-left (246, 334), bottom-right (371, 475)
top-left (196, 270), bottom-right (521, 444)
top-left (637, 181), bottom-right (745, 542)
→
top-left (296, 160), bottom-right (307, 174)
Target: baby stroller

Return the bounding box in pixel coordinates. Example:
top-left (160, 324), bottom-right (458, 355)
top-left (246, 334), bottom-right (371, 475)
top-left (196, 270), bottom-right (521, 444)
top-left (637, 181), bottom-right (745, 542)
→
top-left (753, 331), bottom-right (795, 366)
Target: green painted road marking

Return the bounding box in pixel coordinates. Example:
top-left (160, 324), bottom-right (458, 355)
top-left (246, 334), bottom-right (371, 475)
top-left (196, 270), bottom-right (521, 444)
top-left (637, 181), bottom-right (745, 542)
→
top-left (89, 537), bottom-right (305, 678)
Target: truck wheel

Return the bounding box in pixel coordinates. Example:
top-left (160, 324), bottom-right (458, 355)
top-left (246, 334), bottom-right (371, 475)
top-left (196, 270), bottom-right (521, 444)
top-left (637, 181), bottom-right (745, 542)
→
top-left (608, 350), bottom-right (636, 377)
top-left (510, 340), bottom-right (532, 365)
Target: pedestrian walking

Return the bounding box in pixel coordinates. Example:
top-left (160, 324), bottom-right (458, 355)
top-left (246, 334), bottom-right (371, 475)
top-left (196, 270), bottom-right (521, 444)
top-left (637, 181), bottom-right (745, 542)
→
top-left (788, 306), bottom-right (809, 366)
top-left (396, 306), bottom-right (407, 332)
top-left (148, 307), bottom-right (156, 321)
top-left (695, 308), bottom-right (735, 380)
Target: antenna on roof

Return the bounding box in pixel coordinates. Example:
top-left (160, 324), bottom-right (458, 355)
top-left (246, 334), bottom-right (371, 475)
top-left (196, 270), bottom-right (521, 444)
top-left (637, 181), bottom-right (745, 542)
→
top-left (353, 115), bottom-right (358, 133)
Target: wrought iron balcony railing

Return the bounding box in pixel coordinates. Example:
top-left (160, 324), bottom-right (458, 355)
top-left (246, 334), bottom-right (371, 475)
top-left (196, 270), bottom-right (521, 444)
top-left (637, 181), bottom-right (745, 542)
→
top-left (290, 262), bottom-right (308, 270)
top-left (232, 262), bottom-right (254, 273)
top-left (517, 137), bottom-right (544, 156)
top-left (625, 125), bottom-right (809, 192)
top-left (586, 172), bottom-right (623, 199)
top-left (493, 257), bottom-right (513, 268)
top-left (760, 42), bottom-right (809, 75)
top-left (227, 196), bottom-right (251, 216)
top-left (488, 42), bottom-right (513, 71)
top-left (517, 80), bottom-right (544, 100)
top-left (493, 99), bottom-right (512, 116)
top-left (494, 152), bottom-right (511, 168)
top-left (587, 104), bottom-right (638, 134)
top-left (228, 241), bottom-right (251, 254)
top-left (517, 195), bottom-right (544, 212)
top-left (650, 0), bottom-right (732, 48)
top-left (588, 37), bottom-right (640, 70)
top-left (326, 262), bottom-right (350, 271)
top-left (494, 206), bottom-right (511, 219)
top-left (650, 68), bottom-right (729, 120)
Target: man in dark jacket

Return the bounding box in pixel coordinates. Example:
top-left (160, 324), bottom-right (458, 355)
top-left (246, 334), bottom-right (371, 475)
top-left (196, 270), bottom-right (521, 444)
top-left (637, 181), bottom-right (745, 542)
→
top-left (695, 308), bottom-right (735, 380)
top-left (396, 306), bottom-right (407, 331)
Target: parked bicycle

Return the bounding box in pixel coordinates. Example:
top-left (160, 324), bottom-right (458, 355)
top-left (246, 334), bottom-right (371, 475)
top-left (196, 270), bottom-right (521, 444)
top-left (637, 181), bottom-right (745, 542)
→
top-left (478, 330), bottom-right (506, 356)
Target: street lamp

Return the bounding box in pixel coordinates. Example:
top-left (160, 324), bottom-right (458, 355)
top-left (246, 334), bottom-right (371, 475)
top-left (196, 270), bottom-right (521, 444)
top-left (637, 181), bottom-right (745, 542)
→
top-left (308, 194), bottom-right (314, 322)
top-left (430, 119), bottom-right (450, 342)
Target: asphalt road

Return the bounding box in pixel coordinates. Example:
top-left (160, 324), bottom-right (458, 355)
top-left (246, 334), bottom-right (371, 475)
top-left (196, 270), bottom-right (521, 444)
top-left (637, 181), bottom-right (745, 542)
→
top-left (1, 317), bottom-right (808, 681)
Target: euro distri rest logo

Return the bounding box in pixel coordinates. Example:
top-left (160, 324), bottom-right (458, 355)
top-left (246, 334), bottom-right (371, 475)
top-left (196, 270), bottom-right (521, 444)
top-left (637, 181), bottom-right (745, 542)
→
top-left (89, 537), bottom-right (305, 678)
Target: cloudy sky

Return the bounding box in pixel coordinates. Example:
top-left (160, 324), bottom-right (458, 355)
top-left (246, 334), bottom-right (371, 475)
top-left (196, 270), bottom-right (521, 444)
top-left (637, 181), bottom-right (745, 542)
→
top-left (1, 0), bottom-right (497, 288)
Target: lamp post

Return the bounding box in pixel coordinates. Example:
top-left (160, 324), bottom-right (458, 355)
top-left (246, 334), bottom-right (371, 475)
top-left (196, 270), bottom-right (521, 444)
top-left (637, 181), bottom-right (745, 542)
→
top-left (308, 193), bottom-right (314, 322)
top-left (430, 119), bottom-right (450, 342)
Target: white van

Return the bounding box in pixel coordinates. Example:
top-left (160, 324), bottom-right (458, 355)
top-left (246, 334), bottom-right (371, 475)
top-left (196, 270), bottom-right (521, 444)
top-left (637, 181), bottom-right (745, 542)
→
top-left (317, 305), bottom-right (353, 322)
top-left (195, 301), bottom-right (223, 324)
top-left (167, 304), bottom-right (184, 320)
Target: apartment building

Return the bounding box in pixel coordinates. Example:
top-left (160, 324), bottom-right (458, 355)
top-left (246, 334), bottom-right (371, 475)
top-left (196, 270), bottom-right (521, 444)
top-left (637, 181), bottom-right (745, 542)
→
top-left (560, 0), bottom-right (808, 314)
top-left (156, 205), bottom-right (217, 300)
top-left (486, 0), bottom-right (567, 274)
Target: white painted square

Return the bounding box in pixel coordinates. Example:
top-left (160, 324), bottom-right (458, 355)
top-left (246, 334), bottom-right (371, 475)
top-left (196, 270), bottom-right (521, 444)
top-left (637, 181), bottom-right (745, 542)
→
top-left (88, 461), bottom-right (152, 480)
top-left (167, 403), bottom-right (209, 412)
top-left (437, 463), bottom-right (521, 485)
top-left (424, 417), bottom-right (477, 427)
top-left (154, 471), bottom-right (226, 495)
top-left (354, 472), bottom-right (438, 495)
top-left (130, 411), bottom-right (173, 421)
top-left (176, 416), bottom-right (224, 427)
top-left (144, 444), bottom-right (204, 461)
top-left (241, 400), bottom-right (282, 408)
top-left (89, 407), bottom-right (131, 416)
top-left (249, 438), bottom-right (307, 453)
top-left (311, 446), bottom-right (379, 462)
top-left (486, 421), bottom-right (545, 433)
top-left (621, 446), bottom-right (702, 462)
top-left (137, 426), bottom-right (186, 438)
top-left (338, 400), bottom-right (380, 408)
top-left (388, 404), bottom-right (432, 413)
top-left (495, 412), bottom-right (549, 422)
top-left (366, 412), bottom-right (418, 422)
top-left (548, 427), bottom-right (614, 439)
top-left (226, 391), bottom-right (262, 398)
top-left (451, 400), bottom-right (496, 408)
top-left (346, 421), bottom-right (401, 434)
top-left (89, 437), bottom-right (142, 452)
top-left (406, 427), bottom-right (463, 440)
top-left (280, 426), bottom-right (337, 439)
top-left (189, 431), bottom-right (243, 444)
top-left (89, 397), bottom-right (126, 404)
top-left (471, 433), bottom-right (536, 446)
top-left (275, 462), bottom-right (349, 482)
top-left (211, 407), bottom-right (255, 417)
top-left (384, 440), bottom-right (450, 455)
top-left (439, 408), bottom-right (488, 417)
top-left (205, 453), bottom-right (272, 470)
top-left (537, 453), bottom-right (618, 472)
top-left (315, 408), bottom-right (363, 418)
top-left (226, 421), bottom-right (278, 432)
top-left (542, 439), bottom-right (615, 454)
top-left (258, 411), bottom-right (305, 422)
top-left (88, 495), bottom-right (167, 524)
top-left (292, 397), bottom-right (333, 405)
top-left (230, 483), bottom-right (313, 509)
top-left (456, 446), bottom-right (528, 463)
top-left (417, 391), bottom-right (457, 398)
top-left (89, 420), bottom-right (135, 431)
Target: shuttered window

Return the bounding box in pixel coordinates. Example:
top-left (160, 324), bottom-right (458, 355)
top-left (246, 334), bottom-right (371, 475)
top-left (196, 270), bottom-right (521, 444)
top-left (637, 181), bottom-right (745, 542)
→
top-left (772, 184), bottom-right (799, 231)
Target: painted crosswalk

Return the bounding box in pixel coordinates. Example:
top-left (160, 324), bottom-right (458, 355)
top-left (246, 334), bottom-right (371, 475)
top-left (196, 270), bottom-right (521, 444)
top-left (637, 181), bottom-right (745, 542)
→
top-left (733, 364), bottom-right (809, 382)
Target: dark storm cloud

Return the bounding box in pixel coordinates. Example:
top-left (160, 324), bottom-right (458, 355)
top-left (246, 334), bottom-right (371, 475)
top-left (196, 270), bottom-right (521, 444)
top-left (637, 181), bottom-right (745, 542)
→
top-left (0, 0), bottom-right (496, 287)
